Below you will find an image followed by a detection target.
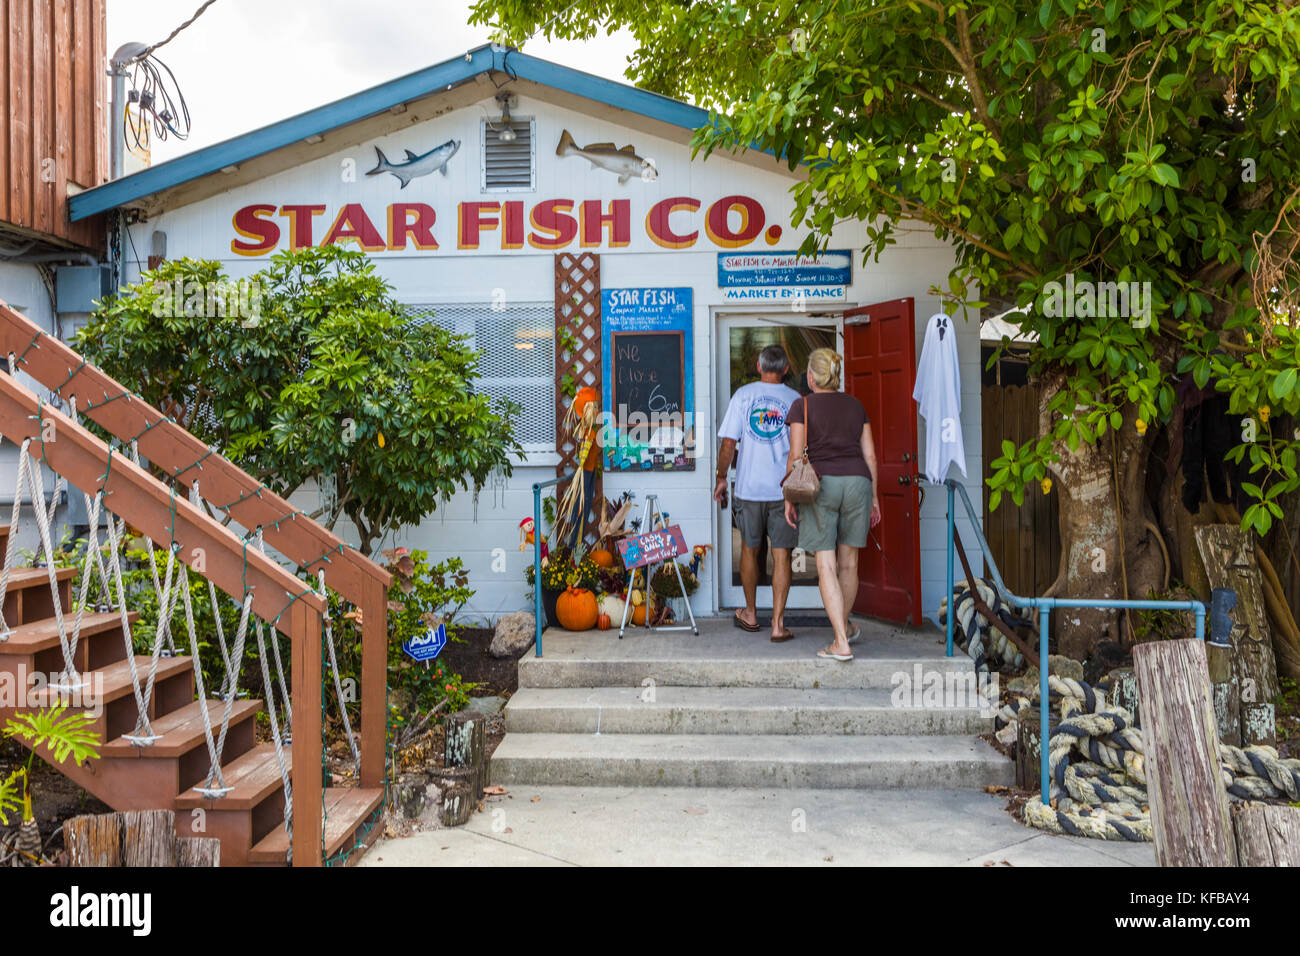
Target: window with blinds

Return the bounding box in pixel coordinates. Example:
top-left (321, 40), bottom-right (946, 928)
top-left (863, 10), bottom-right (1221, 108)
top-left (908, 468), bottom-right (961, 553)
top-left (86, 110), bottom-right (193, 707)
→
top-left (407, 301), bottom-right (555, 450)
top-left (481, 117), bottom-right (536, 192)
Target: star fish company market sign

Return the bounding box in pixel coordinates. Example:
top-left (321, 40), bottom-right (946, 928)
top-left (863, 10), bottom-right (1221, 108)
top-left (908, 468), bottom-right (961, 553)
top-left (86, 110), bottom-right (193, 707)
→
top-left (229, 194), bottom-right (796, 256)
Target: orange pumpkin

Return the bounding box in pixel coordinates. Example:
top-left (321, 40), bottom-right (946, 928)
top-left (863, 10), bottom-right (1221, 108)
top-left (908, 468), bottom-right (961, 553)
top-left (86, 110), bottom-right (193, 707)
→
top-left (631, 605), bottom-right (647, 626)
top-left (596, 613), bottom-right (611, 631)
top-left (589, 548), bottom-right (615, 568)
top-left (555, 586), bottom-right (599, 631)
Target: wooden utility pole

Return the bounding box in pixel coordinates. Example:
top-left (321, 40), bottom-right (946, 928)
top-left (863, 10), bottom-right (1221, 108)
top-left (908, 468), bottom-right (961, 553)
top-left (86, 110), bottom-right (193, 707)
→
top-left (1133, 639), bottom-right (1237, 866)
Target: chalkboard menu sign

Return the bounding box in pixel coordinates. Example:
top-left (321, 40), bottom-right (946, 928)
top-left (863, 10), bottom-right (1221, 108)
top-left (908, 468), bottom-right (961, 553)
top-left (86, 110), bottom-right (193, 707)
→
top-left (611, 331), bottom-right (685, 424)
top-left (601, 288), bottom-right (694, 471)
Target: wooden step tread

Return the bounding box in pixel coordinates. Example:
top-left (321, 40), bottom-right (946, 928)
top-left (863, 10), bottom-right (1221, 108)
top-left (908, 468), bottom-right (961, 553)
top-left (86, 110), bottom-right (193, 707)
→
top-left (175, 743), bottom-right (293, 810)
top-left (1, 566), bottom-right (77, 589)
top-left (248, 787), bottom-right (384, 865)
top-left (27, 653), bottom-right (191, 707)
top-left (0, 610), bottom-right (138, 653)
top-left (102, 698), bottom-right (262, 758)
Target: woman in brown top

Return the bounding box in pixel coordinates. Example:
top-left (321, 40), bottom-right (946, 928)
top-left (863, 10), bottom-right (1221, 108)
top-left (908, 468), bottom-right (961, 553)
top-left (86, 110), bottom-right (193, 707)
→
top-left (784, 348), bottom-right (882, 661)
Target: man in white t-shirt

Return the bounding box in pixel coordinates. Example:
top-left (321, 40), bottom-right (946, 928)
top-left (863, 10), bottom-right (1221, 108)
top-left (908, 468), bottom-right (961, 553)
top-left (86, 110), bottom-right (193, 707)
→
top-left (713, 345), bottom-right (801, 641)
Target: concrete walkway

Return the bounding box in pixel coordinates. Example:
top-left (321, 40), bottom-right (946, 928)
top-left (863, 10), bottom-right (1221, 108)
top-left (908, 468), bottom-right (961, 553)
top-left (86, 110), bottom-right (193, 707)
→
top-left (360, 786), bottom-right (1155, 867)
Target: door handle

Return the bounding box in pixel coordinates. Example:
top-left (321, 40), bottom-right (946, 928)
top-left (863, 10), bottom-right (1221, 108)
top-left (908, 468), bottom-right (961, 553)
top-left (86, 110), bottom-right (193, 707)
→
top-left (898, 474), bottom-right (911, 485)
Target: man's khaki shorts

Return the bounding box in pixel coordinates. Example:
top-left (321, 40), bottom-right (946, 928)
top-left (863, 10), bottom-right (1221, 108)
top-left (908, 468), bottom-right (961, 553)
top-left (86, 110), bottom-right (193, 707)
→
top-left (797, 474), bottom-right (872, 552)
top-left (732, 496), bottom-right (798, 550)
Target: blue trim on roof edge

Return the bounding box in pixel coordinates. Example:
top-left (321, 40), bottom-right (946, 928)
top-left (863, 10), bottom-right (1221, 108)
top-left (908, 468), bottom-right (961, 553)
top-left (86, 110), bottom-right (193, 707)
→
top-left (69, 46), bottom-right (711, 223)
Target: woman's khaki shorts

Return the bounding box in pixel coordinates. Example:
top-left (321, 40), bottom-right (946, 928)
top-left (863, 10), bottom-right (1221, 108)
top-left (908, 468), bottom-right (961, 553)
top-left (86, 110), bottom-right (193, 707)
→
top-left (797, 474), bottom-right (872, 552)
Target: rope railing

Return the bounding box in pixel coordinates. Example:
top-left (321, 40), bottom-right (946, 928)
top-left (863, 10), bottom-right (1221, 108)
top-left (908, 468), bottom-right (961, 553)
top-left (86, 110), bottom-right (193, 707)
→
top-left (0, 301), bottom-right (390, 792)
top-left (0, 301), bottom-right (396, 865)
top-left (941, 478), bottom-right (1207, 808)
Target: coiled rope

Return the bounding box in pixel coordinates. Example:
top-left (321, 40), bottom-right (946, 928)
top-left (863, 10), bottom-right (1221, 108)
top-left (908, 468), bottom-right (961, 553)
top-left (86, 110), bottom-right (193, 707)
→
top-left (943, 579), bottom-right (1300, 842)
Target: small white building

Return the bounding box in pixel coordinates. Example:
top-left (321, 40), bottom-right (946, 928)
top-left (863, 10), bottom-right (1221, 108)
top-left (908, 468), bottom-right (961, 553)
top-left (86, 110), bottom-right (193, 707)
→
top-left (69, 46), bottom-right (984, 627)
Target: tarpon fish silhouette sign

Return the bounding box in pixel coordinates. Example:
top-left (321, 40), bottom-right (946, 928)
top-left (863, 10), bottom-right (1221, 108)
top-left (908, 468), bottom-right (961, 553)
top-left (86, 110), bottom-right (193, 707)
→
top-left (556, 129), bottom-right (657, 184)
top-left (367, 138), bottom-right (460, 188)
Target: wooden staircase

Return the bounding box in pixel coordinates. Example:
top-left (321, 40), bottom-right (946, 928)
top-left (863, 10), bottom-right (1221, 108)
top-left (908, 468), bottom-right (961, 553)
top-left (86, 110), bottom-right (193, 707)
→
top-left (0, 302), bottom-right (392, 866)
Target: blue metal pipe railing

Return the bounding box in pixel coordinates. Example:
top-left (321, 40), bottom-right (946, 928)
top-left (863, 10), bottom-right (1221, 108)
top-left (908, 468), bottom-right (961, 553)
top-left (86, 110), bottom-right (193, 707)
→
top-left (531, 472), bottom-right (574, 658)
top-left (943, 478), bottom-right (1206, 804)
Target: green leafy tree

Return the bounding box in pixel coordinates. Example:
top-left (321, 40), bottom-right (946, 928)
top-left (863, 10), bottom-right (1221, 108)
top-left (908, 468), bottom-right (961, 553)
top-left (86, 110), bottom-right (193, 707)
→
top-left (475, 0), bottom-right (1300, 657)
top-left (78, 245), bottom-right (521, 555)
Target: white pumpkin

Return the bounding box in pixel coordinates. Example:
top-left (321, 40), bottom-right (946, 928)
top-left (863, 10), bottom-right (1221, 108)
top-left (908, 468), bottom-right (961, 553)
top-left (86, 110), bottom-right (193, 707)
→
top-left (599, 594), bottom-right (626, 621)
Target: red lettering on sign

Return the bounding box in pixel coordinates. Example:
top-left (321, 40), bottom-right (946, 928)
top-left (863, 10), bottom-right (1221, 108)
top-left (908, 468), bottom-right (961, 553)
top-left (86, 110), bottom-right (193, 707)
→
top-left (231, 204), bottom-right (280, 256)
top-left (580, 199), bottom-right (630, 248)
top-left (322, 203), bottom-right (386, 251)
top-left (704, 195), bottom-right (765, 249)
top-left (502, 200), bottom-right (525, 250)
top-left (279, 205), bottom-right (327, 250)
top-left (645, 197), bottom-right (700, 249)
top-left (387, 202), bottom-right (438, 250)
top-left (528, 199), bottom-right (577, 249)
top-left (458, 202), bottom-right (500, 250)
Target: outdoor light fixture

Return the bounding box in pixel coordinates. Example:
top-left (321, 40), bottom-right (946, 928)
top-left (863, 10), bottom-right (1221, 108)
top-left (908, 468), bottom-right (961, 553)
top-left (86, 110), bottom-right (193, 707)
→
top-left (496, 93), bottom-right (517, 142)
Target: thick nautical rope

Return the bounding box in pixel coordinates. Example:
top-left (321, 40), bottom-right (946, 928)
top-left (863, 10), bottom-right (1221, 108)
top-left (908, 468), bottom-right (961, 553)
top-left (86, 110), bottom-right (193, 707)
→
top-left (24, 452), bottom-right (82, 689)
top-left (0, 436), bottom-right (33, 640)
top-left (940, 579), bottom-right (1027, 678)
top-left (318, 569), bottom-right (360, 775)
top-left (130, 440), bottom-right (176, 655)
top-left (189, 484), bottom-right (233, 683)
top-left (1007, 673), bottom-right (1300, 841)
top-left (124, 539), bottom-right (184, 745)
top-left (252, 531), bottom-right (293, 859)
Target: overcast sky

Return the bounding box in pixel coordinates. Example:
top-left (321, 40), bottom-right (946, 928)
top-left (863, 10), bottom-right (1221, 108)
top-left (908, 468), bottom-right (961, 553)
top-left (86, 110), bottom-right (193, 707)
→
top-left (108, 0), bottom-right (638, 164)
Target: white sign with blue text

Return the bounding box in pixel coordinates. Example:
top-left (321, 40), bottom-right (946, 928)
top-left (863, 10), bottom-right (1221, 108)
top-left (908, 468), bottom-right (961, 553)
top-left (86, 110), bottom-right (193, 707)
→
top-left (717, 250), bottom-right (851, 302)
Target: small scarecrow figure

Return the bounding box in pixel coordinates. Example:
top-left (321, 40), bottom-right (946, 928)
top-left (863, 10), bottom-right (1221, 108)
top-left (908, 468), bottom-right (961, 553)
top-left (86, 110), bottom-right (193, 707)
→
top-left (554, 386), bottom-right (601, 548)
top-left (518, 516), bottom-right (548, 561)
top-left (689, 544), bottom-right (711, 578)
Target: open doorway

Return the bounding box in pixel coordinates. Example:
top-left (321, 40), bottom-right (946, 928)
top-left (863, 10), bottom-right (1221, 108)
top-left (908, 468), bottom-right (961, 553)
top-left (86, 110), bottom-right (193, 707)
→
top-left (715, 313), bottom-right (842, 610)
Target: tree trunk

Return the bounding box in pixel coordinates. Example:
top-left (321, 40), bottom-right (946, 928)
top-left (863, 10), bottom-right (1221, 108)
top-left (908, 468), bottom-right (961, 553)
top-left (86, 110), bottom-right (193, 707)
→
top-left (1040, 370), bottom-right (1164, 659)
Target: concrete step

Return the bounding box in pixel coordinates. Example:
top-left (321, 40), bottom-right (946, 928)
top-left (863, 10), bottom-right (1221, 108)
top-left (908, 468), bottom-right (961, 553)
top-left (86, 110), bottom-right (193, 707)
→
top-left (506, 686), bottom-right (992, 736)
top-left (490, 732), bottom-right (1014, 789)
top-left (519, 642), bottom-right (976, 690)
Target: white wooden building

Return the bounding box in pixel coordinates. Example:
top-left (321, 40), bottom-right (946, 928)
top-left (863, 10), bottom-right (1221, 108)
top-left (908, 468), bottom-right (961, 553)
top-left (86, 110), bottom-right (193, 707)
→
top-left (68, 46), bottom-right (984, 627)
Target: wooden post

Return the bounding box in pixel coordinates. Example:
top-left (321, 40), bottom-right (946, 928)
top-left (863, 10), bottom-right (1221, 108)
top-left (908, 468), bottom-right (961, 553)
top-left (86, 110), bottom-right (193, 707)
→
top-left (65, 811), bottom-right (218, 866)
top-left (1133, 639), bottom-right (1237, 866)
top-left (173, 837), bottom-right (221, 867)
top-left (1108, 667), bottom-right (1140, 725)
top-left (1241, 702), bottom-right (1276, 747)
top-left (291, 600), bottom-right (324, 867)
top-left (1015, 705), bottom-right (1054, 791)
top-left (120, 810), bottom-right (178, 866)
top-left (437, 766), bottom-right (479, 827)
top-left (1196, 526), bottom-right (1280, 703)
top-left (65, 812), bottom-right (124, 867)
top-left (1231, 803), bottom-right (1300, 866)
top-left (360, 574), bottom-right (387, 789)
top-left (445, 711), bottom-right (488, 799)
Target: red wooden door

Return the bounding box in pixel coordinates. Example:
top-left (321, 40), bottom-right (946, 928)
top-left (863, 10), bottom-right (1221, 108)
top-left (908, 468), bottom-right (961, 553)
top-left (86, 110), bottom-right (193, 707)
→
top-left (843, 298), bottom-right (922, 625)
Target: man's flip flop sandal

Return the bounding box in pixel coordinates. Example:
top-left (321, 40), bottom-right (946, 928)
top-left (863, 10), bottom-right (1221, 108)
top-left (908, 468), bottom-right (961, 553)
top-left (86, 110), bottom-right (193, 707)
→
top-left (816, 648), bottom-right (853, 662)
top-left (770, 631), bottom-right (796, 643)
top-left (733, 611), bottom-right (760, 632)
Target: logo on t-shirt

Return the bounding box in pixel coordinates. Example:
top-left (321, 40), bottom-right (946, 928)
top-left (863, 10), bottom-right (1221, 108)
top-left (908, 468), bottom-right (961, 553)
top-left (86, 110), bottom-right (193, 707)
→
top-left (747, 398), bottom-right (789, 442)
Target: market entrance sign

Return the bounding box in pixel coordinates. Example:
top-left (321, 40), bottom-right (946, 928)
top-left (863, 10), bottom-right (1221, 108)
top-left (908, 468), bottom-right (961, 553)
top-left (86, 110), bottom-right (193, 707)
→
top-left (717, 250), bottom-right (851, 302)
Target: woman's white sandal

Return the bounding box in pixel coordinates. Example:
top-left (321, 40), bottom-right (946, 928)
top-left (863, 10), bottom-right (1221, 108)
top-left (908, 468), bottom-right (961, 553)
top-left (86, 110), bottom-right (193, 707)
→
top-left (817, 647), bottom-right (853, 662)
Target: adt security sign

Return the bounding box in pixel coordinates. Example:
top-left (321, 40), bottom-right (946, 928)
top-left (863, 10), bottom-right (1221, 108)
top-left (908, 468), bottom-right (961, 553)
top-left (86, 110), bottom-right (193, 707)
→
top-left (402, 622), bottom-right (447, 662)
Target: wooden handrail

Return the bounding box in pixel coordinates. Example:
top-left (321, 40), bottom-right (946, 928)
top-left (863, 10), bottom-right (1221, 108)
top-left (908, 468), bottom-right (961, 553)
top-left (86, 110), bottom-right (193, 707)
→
top-left (0, 371), bottom-right (328, 864)
top-left (0, 301), bottom-right (403, 863)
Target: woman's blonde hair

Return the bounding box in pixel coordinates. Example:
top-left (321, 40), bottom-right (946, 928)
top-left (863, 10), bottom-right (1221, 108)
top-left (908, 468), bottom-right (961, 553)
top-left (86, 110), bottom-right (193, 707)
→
top-left (807, 347), bottom-right (843, 390)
